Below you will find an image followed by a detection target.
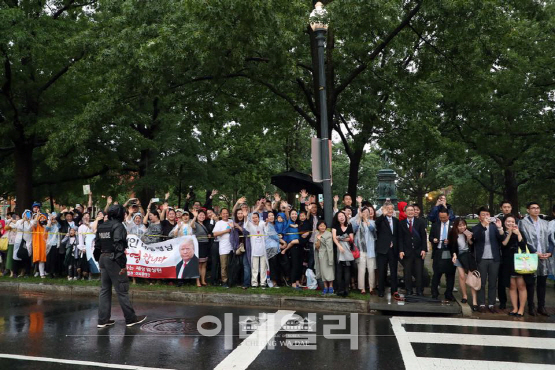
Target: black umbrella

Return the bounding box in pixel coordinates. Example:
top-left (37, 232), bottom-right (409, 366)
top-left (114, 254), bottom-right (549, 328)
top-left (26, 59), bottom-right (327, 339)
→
top-left (271, 170), bottom-right (323, 195)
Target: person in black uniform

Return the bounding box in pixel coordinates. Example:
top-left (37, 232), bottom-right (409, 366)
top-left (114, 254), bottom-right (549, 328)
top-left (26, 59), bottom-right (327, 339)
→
top-left (95, 204), bottom-right (146, 328)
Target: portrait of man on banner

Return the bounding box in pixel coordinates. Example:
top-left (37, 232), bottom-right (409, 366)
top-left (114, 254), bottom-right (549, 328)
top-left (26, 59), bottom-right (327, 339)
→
top-left (175, 236), bottom-right (199, 279)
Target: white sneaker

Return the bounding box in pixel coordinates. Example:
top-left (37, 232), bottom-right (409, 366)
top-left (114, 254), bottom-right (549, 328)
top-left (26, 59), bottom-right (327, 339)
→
top-left (34, 272), bottom-right (39, 277)
top-left (453, 287), bottom-right (458, 292)
top-left (67, 276), bottom-right (72, 281)
top-left (73, 277), bottom-right (78, 280)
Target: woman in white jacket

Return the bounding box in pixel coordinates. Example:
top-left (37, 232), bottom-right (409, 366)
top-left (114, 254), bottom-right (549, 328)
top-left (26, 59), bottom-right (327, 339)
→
top-left (13, 210), bottom-right (33, 277)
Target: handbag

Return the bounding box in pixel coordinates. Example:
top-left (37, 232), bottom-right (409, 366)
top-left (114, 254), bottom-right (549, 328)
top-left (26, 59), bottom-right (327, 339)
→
top-left (466, 270), bottom-right (481, 291)
top-left (16, 240), bottom-right (29, 260)
top-left (235, 242), bottom-right (245, 255)
top-left (351, 243), bottom-right (360, 259)
top-left (0, 238), bottom-right (8, 251)
top-left (514, 245), bottom-right (538, 274)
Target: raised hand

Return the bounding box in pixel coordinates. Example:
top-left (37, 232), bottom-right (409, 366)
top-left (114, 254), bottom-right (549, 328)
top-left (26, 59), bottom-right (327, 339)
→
top-left (300, 189), bottom-right (308, 199)
top-left (333, 195), bottom-right (339, 203)
top-left (273, 192), bottom-right (281, 202)
top-left (211, 189), bottom-right (219, 197)
top-left (107, 196), bottom-right (113, 204)
top-left (356, 196), bottom-right (363, 204)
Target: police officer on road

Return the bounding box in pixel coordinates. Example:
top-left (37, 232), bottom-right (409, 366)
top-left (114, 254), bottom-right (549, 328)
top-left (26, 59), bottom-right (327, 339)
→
top-left (95, 204), bottom-right (146, 328)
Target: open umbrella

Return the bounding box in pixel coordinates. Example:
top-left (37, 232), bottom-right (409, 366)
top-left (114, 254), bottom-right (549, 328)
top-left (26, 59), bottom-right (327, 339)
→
top-left (271, 170), bottom-right (323, 195)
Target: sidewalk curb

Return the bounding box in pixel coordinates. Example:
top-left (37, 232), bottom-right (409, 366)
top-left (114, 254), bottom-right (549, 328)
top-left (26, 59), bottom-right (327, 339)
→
top-left (0, 281), bottom-right (461, 315)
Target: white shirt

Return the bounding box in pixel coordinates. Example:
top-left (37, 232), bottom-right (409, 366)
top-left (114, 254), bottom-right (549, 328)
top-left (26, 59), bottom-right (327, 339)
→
top-left (78, 223), bottom-right (92, 251)
top-left (213, 220), bottom-right (233, 255)
top-left (15, 220), bottom-right (32, 246)
top-left (387, 216), bottom-right (393, 233)
top-left (245, 221), bottom-right (266, 257)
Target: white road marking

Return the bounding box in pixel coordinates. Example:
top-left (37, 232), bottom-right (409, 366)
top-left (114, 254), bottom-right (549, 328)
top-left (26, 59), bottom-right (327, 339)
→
top-left (390, 317), bottom-right (555, 370)
top-left (214, 309), bottom-right (296, 370)
top-left (406, 332), bottom-right (555, 350)
top-left (0, 353), bottom-right (174, 370)
top-left (417, 358), bottom-right (555, 370)
top-left (390, 317), bottom-right (423, 370)
top-left (399, 316), bottom-right (555, 331)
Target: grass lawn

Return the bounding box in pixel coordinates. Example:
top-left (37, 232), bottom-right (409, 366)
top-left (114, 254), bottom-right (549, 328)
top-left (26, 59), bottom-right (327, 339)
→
top-left (0, 275), bottom-right (371, 300)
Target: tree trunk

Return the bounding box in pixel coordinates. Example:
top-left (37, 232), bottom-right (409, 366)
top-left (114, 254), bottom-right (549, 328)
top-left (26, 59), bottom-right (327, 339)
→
top-left (14, 141), bottom-right (34, 214)
top-left (347, 147), bottom-right (363, 199)
top-left (137, 148), bottom-right (155, 210)
top-left (503, 168), bottom-right (519, 213)
top-left (414, 189), bottom-right (425, 210)
top-left (488, 173), bottom-right (495, 211)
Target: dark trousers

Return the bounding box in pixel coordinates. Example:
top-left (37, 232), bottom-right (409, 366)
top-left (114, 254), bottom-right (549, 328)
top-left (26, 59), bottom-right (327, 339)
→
top-left (210, 242), bottom-right (221, 285)
top-left (279, 251), bottom-right (291, 282)
top-left (306, 243), bottom-right (315, 271)
top-left (403, 253), bottom-right (423, 294)
top-left (377, 248), bottom-right (398, 294)
top-left (525, 275), bottom-right (548, 309)
top-left (57, 252), bottom-right (66, 276)
top-left (14, 251), bottom-right (32, 276)
top-left (431, 254), bottom-right (456, 298)
top-left (98, 255), bottom-right (137, 324)
top-left (268, 255), bottom-right (280, 282)
top-left (477, 259), bottom-right (500, 306)
top-left (497, 262), bottom-right (508, 307)
top-left (336, 262), bottom-right (351, 293)
top-left (46, 247), bottom-right (59, 276)
top-left (241, 252), bottom-right (251, 288)
top-left (290, 245), bottom-right (303, 282)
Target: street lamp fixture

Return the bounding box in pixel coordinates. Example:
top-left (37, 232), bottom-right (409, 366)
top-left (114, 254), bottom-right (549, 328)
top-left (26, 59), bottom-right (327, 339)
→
top-left (310, 2), bottom-right (329, 31)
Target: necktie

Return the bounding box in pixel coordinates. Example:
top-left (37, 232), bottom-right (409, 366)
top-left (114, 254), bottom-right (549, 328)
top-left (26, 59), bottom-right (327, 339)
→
top-left (388, 217), bottom-right (393, 233)
top-left (441, 223), bottom-right (447, 242)
top-left (409, 219), bottom-right (413, 234)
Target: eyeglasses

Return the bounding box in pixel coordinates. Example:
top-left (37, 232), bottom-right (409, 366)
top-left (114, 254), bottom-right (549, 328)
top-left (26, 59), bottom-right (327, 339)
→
top-left (529, 207), bottom-right (540, 210)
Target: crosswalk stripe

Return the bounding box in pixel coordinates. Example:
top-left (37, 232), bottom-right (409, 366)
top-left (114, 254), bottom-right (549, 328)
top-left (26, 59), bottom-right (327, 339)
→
top-left (390, 317), bottom-right (555, 370)
top-left (399, 316), bottom-right (555, 331)
top-left (406, 332), bottom-right (555, 350)
top-left (417, 357), bottom-right (555, 370)
top-left (214, 310), bottom-right (296, 370)
top-left (0, 354), bottom-right (173, 370)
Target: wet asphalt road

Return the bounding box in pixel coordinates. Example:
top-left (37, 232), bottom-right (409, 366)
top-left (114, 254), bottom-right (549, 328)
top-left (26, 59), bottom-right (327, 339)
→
top-left (0, 291), bottom-right (554, 369)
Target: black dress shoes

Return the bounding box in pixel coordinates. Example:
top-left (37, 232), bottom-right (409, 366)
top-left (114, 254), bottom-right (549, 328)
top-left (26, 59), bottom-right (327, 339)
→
top-left (538, 307), bottom-right (549, 316)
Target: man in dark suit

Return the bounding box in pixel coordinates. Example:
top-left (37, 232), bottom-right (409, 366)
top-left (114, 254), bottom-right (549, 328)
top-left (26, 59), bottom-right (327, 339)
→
top-left (399, 204), bottom-right (427, 296)
top-left (429, 208), bottom-right (455, 300)
top-left (375, 203), bottom-right (401, 299)
top-left (176, 239), bottom-right (199, 279)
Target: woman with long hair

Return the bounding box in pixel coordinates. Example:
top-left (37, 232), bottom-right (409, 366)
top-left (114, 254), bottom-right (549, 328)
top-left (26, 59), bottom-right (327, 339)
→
top-left (449, 218), bottom-right (477, 309)
top-left (332, 211), bottom-right (354, 297)
top-left (501, 215), bottom-right (528, 317)
top-left (191, 209), bottom-right (213, 287)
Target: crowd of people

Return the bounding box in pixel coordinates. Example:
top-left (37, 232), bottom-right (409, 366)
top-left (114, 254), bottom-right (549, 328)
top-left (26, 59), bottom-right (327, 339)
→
top-left (1, 190), bottom-right (554, 317)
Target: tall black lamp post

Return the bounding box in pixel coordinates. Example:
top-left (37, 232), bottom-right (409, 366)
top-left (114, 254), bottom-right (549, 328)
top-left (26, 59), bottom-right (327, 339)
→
top-left (310, 2), bottom-right (332, 226)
